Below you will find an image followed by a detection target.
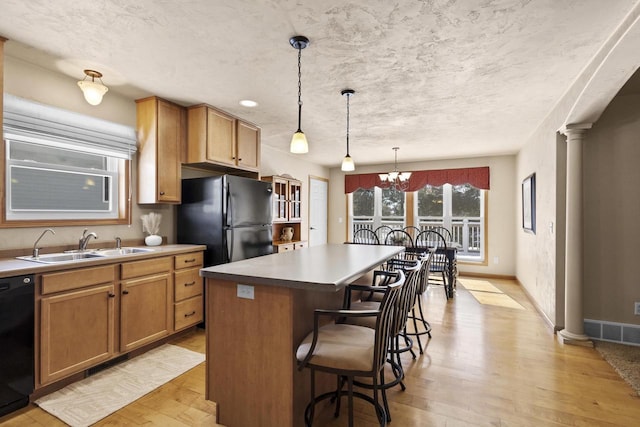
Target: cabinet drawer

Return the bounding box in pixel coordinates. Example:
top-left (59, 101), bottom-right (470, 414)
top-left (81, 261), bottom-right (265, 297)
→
top-left (295, 241), bottom-right (307, 249)
top-left (175, 252), bottom-right (203, 270)
top-left (277, 243), bottom-right (295, 252)
top-left (175, 268), bottom-right (203, 301)
top-left (42, 265), bottom-right (116, 295)
top-left (121, 257), bottom-right (172, 280)
top-left (174, 296), bottom-right (204, 330)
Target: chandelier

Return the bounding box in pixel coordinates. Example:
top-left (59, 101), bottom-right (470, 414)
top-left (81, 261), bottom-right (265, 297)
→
top-left (378, 147), bottom-right (412, 191)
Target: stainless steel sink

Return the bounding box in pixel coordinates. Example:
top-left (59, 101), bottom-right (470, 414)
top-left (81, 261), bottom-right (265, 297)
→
top-left (17, 252), bottom-right (107, 264)
top-left (96, 247), bottom-right (155, 256)
top-left (17, 247), bottom-right (155, 264)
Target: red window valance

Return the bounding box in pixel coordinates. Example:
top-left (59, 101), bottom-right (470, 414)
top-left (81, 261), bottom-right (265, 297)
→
top-left (344, 166), bottom-right (490, 193)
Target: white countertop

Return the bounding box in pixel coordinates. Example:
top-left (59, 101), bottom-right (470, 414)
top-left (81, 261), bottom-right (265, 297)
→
top-left (200, 243), bottom-right (403, 291)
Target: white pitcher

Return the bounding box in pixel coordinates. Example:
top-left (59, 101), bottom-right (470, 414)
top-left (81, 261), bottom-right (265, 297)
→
top-left (281, 227), bottom-right (294, 241)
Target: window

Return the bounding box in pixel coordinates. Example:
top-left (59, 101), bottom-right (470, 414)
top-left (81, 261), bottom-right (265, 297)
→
top-left (349, 183), bottom-right (485, 262)
top-left (2, 94), bottom-right (135, 226)
top-left (350, 187), bottom-right (406, 235)
top-left (416, 183), bottom-right (484, 261)
top-left (5, 140), bottom-right (122, 220)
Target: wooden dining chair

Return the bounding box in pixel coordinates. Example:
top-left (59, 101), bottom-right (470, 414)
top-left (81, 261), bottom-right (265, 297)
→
top-left (296, 270), bottom-right (405, 427)
top-left (374, 225), bottom-right (393, 245)
top-left (384, 229), bottom-right (414, 248)
top-left (431, 226), bottom-right (453, 242)
top-left (353, 228), bottom-right (380, 245)
top-left (402, 226), bottom-right (421, 242)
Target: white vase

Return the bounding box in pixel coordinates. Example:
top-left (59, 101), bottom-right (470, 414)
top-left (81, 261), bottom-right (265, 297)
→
top-left (145, 234), bottom-right (162, 246)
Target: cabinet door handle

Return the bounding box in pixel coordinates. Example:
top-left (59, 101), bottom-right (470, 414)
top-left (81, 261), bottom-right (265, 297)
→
top-left (184, 281), bottom-right (196, 287)
top-left (159, 191), bottom-right (165, 195)
top-left (238, 158), bottom-right (242, 161)
top-left (184, 311), bottom-right (197, 318)
top-left (184, 258), bottom-right (196, 263)
top-left (122, 290), bottom-right (129, 295)
top-left (108, 293), bottom-right (116, 298)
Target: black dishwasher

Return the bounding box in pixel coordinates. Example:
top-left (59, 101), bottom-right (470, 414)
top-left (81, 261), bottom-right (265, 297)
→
top-left (0, 274), bottom-right (34, 417)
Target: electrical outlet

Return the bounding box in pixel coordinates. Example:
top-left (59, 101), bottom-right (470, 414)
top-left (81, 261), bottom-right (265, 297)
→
top-left (237, 284), bottom-right (254, 300)
top-left (493, 256), bottom-right (499, 264)
top-left (635, 302), bottom-right (640, 315)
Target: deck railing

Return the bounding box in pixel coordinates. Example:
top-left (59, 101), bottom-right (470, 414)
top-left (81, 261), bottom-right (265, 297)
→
top-left (352, 216), bottom-right (482, 257)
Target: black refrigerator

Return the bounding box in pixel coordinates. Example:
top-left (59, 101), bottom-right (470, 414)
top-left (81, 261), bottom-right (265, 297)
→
top-left (177, 175), bottom-right (274, 267)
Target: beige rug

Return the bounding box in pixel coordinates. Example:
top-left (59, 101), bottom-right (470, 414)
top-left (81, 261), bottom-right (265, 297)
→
top-left (595, 341), bottom-right (640, 396)
top-left (35, 344), bottom-right (205, 427)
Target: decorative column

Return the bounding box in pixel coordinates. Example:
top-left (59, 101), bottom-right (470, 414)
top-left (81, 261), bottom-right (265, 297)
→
top-left (558, 123), bottom-right (592, 346)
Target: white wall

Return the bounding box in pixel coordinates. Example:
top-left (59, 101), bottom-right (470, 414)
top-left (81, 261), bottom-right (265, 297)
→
top-left (1, 55), bottom-right (173, 251)
top-left (328, 155), bottom-right (517, 277)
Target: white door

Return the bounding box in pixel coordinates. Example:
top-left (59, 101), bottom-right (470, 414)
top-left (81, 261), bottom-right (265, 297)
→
top-left (309, 177), bottom-right (328, 246)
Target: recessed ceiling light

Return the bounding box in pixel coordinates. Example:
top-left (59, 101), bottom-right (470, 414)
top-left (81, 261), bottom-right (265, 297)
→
top-left (239, 99), bottom-right (258, 107)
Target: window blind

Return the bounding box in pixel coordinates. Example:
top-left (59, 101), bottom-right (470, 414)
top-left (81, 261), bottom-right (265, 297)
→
top-left (3, 94), bottom-right (137, 159)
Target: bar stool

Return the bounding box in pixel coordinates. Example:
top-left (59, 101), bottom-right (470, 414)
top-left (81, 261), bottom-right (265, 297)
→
top-left (296, 270), bottom-right (405, 427)
top-left (343, 259), bottom-right (422, 421)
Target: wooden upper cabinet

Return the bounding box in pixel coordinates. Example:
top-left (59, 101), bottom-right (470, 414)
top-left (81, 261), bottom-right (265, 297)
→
top-left (136, 96), bottom-right (185, 204)
top-left (236, 120), bottom-right (260, 170)
top-left (186, 104), bottom-right (260, 173)
top-left (263, 175), bottom-right (302, 223)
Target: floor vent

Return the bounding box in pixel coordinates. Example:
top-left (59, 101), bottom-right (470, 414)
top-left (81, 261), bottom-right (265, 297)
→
top-left (87, 354), bottom-right (129, 376)
top-left (585, 319), bottom-right (640, 346)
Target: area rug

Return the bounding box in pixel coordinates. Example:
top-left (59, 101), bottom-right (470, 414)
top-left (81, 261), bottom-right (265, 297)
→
top-left (35, 344), bottom-right (205, 427)
top-left (595, 340), bottom-right (640, 396)
top-left (458, 278), bottom-right (502, 293)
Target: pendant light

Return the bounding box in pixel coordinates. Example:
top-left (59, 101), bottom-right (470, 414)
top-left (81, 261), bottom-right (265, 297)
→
top-left (289, 35), bottom-right (309, 153)
top-left (341, 89), bottom-right (355, 171)
top-left (77, 69), bottom-right (108, 106)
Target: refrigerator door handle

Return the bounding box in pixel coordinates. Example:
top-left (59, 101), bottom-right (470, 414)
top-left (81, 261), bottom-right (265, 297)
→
top-left (224, 183), bottom-right (232, 227)
top-left (225, 228), bottom-right (234, 263)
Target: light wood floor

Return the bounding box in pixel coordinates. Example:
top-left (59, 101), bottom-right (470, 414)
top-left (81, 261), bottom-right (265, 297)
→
top-left (2, 277), bottom-right (639, 426)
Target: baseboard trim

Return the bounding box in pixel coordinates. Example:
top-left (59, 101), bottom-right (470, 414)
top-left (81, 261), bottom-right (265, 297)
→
top-left (515, 277), bottom-right (558, 332)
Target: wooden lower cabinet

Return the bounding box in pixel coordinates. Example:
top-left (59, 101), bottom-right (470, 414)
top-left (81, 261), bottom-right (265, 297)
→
top-left (120, 257), bottom-right (173, 352)
top-left (173, 252), bottom-right (204, 330)
top-left (39, 266), bottom-right (117, 385)
top-left (36, 250), bottom-right (203, 389)
top-left (120, 272), bottom-right (172, 352)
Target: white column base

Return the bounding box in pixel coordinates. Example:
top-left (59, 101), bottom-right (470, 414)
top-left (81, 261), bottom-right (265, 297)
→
top-left (557, 329), bottom-right (593, 347)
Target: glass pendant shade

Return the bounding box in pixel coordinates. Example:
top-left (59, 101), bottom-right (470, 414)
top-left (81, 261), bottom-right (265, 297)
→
top-left (77, 70), bottom-right (108, 106)
top-left (341, 154), bottom-right (355, 171)
top-left (290, 130), bottom-right (309, 153)
top-left (77, 80), bottom-right (108, 105)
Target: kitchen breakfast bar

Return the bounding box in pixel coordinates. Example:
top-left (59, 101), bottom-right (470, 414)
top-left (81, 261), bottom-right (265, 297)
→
top-left (201, 243), bottom-right (403, 427)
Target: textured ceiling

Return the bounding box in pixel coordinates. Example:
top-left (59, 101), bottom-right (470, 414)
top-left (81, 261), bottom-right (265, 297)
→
top-left (0, 0), bottom-right (636, 167)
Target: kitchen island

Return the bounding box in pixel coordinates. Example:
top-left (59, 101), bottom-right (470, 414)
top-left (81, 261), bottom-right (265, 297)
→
top-left (201, 243), bottom-right (403, 427)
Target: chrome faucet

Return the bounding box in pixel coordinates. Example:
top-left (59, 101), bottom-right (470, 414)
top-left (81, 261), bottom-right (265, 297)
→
top-left (78, 229), bottom-right (98, 251)
top-left (115, 236), bottom-right (122, 249)
top-left (33, 228), bottom-right (55, 258)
